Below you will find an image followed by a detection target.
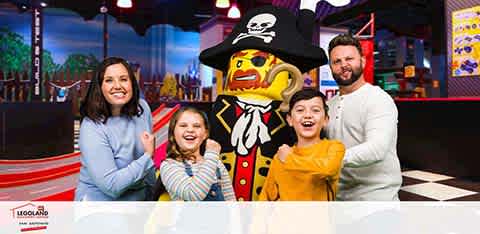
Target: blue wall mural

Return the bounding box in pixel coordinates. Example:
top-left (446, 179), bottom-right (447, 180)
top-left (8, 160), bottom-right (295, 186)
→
top-left (0, 2), bottom-right (200, 82)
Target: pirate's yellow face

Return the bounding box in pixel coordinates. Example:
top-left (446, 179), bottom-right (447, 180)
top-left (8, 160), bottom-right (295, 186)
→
top-left (225, 49), bottom-right (288, 101)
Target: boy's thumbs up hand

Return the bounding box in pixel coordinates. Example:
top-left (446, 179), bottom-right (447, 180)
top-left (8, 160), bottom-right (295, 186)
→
top-left (277, 144), bottom-right (292, 163)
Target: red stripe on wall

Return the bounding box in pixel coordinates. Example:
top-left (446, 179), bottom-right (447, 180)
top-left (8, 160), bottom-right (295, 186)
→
top-left (153, 104), bottom-right (180, 132)
top-left (0, 152), bottom-right (80, 164)
top-left (0, 163), bottom-right (81, 188)
top-left (33, 189), bottom-right (76, 201)
top-left (395, 97), bottom-right (480, 101)
top-left (152, 103), bottom-right (166, 117)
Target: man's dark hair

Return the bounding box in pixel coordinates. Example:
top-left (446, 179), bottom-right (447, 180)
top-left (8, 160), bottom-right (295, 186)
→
top-left (80, 57), bottom-right (142, 123)
top-left (328, 34), bottom-right (363, 56)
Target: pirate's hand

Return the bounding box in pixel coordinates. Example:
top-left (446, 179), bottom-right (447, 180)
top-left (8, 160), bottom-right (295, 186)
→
top-left (277, 144), bottom-right (292, 163)
top-left (205, 139), bottom-right (221, 155)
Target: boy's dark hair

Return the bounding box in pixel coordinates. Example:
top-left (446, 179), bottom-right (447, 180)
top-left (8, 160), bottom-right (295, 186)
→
top-left (80, 57), bottom-right (143, 124)
top-left (288, 88), bottom-right (329, 140)
top-left (289, 88), bottom-right (329, 117)
top-left (328, 34), bottom-right (363, 57)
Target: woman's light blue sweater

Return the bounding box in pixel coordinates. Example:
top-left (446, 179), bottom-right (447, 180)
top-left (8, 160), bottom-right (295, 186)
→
top-left (74, 99), bottom-right (155, 201)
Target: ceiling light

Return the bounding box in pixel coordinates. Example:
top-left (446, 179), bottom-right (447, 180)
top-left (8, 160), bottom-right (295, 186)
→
top-left (227, 3), bottom-right (241, 19)
top-left (40, 2), bottom-right (47, 7)
top-left (216, 0), bottom-right (230, 9)
top-left (117, 0), bottom-right (132, 8)
top-left (325, 0), bottom-right (351, 7)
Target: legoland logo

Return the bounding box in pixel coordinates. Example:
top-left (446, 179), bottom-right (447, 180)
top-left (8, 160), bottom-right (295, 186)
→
top-left (10, 203), bottom-right (49, 232)
top-left (11, 203), bottom-right (49, 219)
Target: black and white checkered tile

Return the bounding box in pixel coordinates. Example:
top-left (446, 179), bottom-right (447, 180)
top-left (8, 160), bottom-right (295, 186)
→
top-left (400, 170), bottom-right (480, 201)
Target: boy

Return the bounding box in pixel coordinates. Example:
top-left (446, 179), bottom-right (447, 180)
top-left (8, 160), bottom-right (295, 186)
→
top-left (259, 88), bottom-right (345, 201)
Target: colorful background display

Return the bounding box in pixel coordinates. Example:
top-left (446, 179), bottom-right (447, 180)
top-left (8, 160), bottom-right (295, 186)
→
top-left (451, 5), bottom-right (480, 77)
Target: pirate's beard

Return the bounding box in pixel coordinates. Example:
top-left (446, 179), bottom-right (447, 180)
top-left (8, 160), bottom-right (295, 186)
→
top-left (226, 69), bottom-right (270, 91)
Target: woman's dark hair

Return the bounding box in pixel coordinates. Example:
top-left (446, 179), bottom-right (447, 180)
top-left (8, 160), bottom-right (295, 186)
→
top-left (288, 88), bottom-right (329, 140)
top-left (150, 106), bottom-right (210, 201)
top-left (80, 57), bottom-right (143, 123)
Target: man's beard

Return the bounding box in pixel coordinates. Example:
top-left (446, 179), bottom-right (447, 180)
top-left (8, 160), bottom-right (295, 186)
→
top-left (332, 65), bottom-right (363, 86)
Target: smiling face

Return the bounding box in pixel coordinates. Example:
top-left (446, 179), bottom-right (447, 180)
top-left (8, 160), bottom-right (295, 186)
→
top-left (287, 97), bottom-right (329, 144)
top-left (225, 49), bottom-right (288, 100)
top-left (173, 110), bottom-right (209, 156)
top-left (329, 45), bottom-right (365, 86)
top-left (101, 63), bottom-right (133, 115)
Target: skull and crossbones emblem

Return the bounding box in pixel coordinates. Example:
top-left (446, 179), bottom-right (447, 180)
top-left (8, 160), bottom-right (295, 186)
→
top-left (232, 13), bottom-right (277, 44)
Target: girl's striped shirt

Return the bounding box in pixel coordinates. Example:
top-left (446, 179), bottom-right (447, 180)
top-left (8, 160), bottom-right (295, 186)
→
top-left (160, 151), bottom-right (236, 201)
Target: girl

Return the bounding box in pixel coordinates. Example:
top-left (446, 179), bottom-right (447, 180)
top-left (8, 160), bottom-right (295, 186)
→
top-left (259, 88), bottom-right (345, 201)
top-left (74, 57), bottom-right (156, 201)
top-left (156, 106), bottom-right (235, 201)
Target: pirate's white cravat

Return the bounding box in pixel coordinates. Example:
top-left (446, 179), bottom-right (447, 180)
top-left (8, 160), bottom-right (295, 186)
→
top-left (231, 99), bottom-right (272, 155)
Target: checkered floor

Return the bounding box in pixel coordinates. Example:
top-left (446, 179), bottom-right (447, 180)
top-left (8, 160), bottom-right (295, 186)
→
top-left (400, 169), bottom-right (480, 201)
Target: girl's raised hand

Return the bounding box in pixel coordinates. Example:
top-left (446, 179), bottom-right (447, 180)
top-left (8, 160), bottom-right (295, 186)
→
top-left (205, 139), bottom-right (221, 155)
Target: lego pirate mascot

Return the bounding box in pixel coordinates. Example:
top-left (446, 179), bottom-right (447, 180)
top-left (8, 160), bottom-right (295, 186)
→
top-left (199, 0), bottom-right (328, 201)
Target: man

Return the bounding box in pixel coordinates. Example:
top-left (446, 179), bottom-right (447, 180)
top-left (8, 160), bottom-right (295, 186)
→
top-left (326, 34), bottom-right (402, 201)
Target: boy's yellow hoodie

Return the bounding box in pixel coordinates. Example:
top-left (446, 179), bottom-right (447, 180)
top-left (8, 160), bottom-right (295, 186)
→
top-left (259, 139), bottom-right (345, 201)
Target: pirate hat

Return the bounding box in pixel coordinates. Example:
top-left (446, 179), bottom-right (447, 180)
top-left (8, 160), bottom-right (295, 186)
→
top-left (199, 5), bottom-right (328, 73)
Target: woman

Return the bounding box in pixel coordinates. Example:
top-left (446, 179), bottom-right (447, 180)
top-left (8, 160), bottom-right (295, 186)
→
top-left (74, 57), bottom-right (156, 201)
